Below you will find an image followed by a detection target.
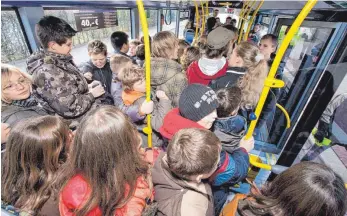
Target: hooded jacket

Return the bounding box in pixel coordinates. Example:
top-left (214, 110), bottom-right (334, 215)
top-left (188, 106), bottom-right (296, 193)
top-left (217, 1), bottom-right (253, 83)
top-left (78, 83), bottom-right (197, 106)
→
top-left (151, 153), bottom-right (214, 216)
top-left (186, 58), bottom-right (228, 86)
top-left (26, 50), bottom-right (95, 118)
top-left (209, 67), bottom-right (246, 90)
top-left (151, 58), bottom-right (188, 107)
top-left (78, 60), bottom-right (113, 93)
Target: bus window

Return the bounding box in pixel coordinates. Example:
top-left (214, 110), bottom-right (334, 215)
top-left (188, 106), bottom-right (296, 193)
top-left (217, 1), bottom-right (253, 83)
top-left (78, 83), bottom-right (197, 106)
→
top-left (162, 9), bottom-right (177, 34)
top-left (139, 9), bottom-right (158, 37)
top-left (44, 9), bottom-right (131, 65)
top-left (1, 9), bottom-right (31, 72)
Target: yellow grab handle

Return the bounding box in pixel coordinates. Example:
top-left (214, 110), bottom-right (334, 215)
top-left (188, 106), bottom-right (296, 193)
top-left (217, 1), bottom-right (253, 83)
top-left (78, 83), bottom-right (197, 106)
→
top-left (237, 1), bottom-right (249, 30)
top-left (245, 0), bottom-right (317, 139)
top-left (244, 0), bottom-right (264, 41)
top-left (276, 103), bottom-right (291, 128)
top-left (238, 0), bottom-right (256, 44)
top-left (136, 0), bottom-right (152, 147)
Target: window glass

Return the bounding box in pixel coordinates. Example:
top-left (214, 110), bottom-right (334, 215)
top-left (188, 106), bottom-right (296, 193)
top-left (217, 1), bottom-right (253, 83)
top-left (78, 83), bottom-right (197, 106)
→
top-left (1, 9), bottom-right (31, 72)
top-left (44, 9), bottom-right (131, 65)
top-left (139, 9), bottom-right (158, 37)
top-left (162, 9), bottom-right (177, 34)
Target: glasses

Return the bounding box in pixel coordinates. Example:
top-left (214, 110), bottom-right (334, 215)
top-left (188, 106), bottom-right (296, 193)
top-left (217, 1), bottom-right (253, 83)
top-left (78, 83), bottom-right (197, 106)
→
top-left (3, 78), bottom-right (30, 91)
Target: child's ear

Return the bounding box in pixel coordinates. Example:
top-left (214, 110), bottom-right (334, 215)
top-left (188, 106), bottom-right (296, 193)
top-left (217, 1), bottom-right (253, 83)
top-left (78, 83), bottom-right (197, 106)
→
top-left (48, 41), bottom-right (56, 50)
top-left (195, 174), bottom-right (204, 183)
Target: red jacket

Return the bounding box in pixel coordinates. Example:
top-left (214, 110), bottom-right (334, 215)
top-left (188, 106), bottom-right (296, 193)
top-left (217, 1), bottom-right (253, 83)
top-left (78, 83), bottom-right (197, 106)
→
top-left (159, 108), bottom-right (204, 139)
top-left (59, 174), bottom-right (153, 216)
top-left (186, 61), bottom-right (228, 85)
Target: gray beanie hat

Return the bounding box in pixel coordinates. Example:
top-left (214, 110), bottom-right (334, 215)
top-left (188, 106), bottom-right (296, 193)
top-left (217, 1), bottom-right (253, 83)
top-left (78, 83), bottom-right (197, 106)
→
top-left (179, 84), bottom-right (218, 122)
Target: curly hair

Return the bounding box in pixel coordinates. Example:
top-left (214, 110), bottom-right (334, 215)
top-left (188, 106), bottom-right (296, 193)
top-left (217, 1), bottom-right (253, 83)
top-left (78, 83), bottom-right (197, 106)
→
top-left (181, 46), bottom-right (200, 71)
top-left (87, 39), bottom-right (107, 55)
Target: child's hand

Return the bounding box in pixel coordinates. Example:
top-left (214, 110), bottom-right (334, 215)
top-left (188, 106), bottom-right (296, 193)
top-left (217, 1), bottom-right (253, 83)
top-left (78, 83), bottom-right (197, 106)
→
top-left (89, 85), bottom-right (105, 98)
top-left (156, 90), bottom-right (169, 100)
top-left (239, 136), bottom-right (254, 152)
top-left (140, 100), bottom-right (154, 115)
top-left (1, 123), bottom-right (10, 143)
top-left (88, 80), bottom-right (101, 89)
top-left (84, 72), bottom-right (93, 80)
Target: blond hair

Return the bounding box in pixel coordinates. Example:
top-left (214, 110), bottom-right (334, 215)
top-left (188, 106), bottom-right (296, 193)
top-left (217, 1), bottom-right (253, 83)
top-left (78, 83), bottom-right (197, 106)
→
top-left (152, 31), bottom-right (178, 59)
top-left (87, 40), bottom-right (107, 55)
top-left (1, 64), bottom-right (32, 104)
top-left (181, 46), bottom-right (200, 71)
top-left (236, 42), bottom-right (269, 108)
top-left (117, 65), bottom-right (144, 91)
top-left (109, 54), bottom-right (133, 80)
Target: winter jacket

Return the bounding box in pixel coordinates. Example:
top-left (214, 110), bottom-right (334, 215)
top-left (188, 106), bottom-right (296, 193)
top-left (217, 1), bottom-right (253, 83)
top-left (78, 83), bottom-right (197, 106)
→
top-left (160, 108), bottom-right (250, 186)
top-left (209, 67), bottom-right (246, 90)
top-left (213, 114), bottom-right (247, 153)
top-left (114, 49), bottom-right (130, 57)
top-left (111, 81), bottom-right (144, 123)
top-left (59, 174), bottom-right (153, 216)
top-left (186, 57), bottom-right (228, 86)
top-left (152, 153), bottom-right (214, 216)
top-left (78, 60), bottom-right (113, 93)
top-left (151, 58), bottom-right (188, 107)
top-left (1, 96), bottom-right (48, 127)
top-left (26, 50), bottom-right (96, 119)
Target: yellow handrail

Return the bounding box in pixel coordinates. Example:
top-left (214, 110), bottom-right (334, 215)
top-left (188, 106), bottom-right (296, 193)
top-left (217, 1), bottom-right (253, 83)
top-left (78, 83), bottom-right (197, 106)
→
top-left (136, 0), bottom-right (152, 147)
top-left (245, 0), bottom-right (317, 140)
top-left (200, 1), bottom-right (205, 37)
top-left (243, 0), bottom-right (264, 41)
top-left (276, 103), bottom-right (291, 128)
top-left (237, 1), bottom-right (249, 30)
top-left (238, 0), bottom-right (256, 44)
top-left (194, 1), bottom-right (200, 42)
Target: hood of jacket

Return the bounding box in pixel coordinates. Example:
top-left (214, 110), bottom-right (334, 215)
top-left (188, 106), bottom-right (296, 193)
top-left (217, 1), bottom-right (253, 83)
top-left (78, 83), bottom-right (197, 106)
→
top-left (198, 57), bottom-right (227, 76)
top-left (27, 49), bottom-right (76, 76)
top-left (151, 58), bottom-right (183, 86)
top-left (188, 60), bottom-right (228, 84)
top-left (159, 108), bottom-right (204, 140)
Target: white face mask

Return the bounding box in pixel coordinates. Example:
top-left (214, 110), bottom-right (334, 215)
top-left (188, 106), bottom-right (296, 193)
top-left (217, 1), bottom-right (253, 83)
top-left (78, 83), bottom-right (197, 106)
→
top-left (197, 110), bottom-right (218, 129)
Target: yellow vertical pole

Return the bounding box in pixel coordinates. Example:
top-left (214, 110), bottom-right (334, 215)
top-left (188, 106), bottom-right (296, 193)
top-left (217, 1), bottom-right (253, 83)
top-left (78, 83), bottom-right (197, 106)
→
top-left (200, 1), bottom-right (205, 37)
top-left (205, 1), bottom-right (209, 18)
top-left (245, 0), bottom-right (317, 139)
top-left (238, 0), bottom-right (256, 44)
top-left (243, 0), bottom-right (264, 41)
top-left (136, 0), bottom-right (152, 147)
top-left (194, 1), bottom-right (200, 41)
top-left (237, 1), bottom-right (249, 30)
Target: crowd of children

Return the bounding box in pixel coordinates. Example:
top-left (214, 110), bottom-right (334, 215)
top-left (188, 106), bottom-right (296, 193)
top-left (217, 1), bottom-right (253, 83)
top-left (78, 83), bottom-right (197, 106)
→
top-left (1, 14), bottom-right (347, 216)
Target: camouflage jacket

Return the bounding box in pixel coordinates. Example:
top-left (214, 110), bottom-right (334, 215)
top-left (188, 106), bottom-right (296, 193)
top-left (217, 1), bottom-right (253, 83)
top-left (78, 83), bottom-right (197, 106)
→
top-left (27, 50), bottom-right (95, 118)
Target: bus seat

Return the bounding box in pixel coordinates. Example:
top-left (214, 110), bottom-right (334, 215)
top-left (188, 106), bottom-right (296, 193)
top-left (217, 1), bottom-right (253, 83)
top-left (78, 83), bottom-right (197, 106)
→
top-left (184, 29), bottom-right (195, 45)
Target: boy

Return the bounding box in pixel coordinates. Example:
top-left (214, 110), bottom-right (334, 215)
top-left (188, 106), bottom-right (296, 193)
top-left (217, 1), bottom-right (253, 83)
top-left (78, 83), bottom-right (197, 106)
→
top-left (186, 27), bottom-right (235, 85)
top-left (79, 40), bottom-right (113, 93)
top-left (259, 34), bottom-right (278, 65)
top-left (213, 87), bottom-right (247, 153)
top-left (152, 128), bottom-right (221, 216)
top-left (110, 31), bottom-right (130, 57)
top-left (128, 39), bottom-right (141, 58)
top-left (135, 44), bottom-right (145, 67)
top-left (27, 16), bottom-right (105, 119)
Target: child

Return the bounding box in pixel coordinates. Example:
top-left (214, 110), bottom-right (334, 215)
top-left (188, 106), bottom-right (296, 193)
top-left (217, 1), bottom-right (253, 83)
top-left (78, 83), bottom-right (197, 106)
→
top-left (58, 106), bottom-right (153, 215)
top-left (2, 116), bottom-right (71, 215)
top-left (187, 27), bottom-right (235, 85)
top-left (79, 40), bottom-right (113, 93)
top-left (177, 39), bottom-right (190, 63)
top-left (152, 128), bottom-right (221, 216)
top-left (221, 162), bottom-right (347, 216)
top-left (213, 87), bottom-right (247, 153)
top-left (135, 44), bottom-right (145, 67)
top-left (27, 16), bottom-right (105, 119)
top-left (111, 31), bottom-right (130, 57)
top-left (259, 34), bottom-right (278, 64)
top-left (181, 46), bottom-right (200, 72)
top-left (128, 39), bottom-right (141, 58)
top-left (151, 31), bottom-right (188, 107)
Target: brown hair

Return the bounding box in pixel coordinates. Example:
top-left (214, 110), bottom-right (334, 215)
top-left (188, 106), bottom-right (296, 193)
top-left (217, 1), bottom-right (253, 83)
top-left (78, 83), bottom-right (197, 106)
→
top-left (2, 116), bottom-right (70, 214)
top-left (261, 34), bottom-right (279, 48)
top-left (181, 46), bottom-right (200, 71)
top-left (236, 41), bottom-right (268, 108)
top-left (216, 87), bottom-right (242, 118)
top-left (87, 39), bottom-right (107, 55)
top-left (136, 44), bottom-right (145, 61)
top-left (109, 54), bottom-right (133, 79)
top-left (242, 162), bottom-right (347, 216)
top-left (130, 39), bottom-right (141, 47)
top-left (177, 39), bottom-right (190, 62)
top-left (58, 106), bottom-right (149, 216)
top-left (167, 128), bottom-right (221, 180)
top-left (1, 64), bottom-right (32, 104)
top-left (117, 65), bottom-right (145, 91)
top-left (152, 31), bottom-right (178, 59)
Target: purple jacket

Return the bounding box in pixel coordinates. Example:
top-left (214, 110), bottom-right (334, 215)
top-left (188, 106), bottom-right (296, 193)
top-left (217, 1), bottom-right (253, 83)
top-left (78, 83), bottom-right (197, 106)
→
top-left (111, 81), bottom-right (144, 122)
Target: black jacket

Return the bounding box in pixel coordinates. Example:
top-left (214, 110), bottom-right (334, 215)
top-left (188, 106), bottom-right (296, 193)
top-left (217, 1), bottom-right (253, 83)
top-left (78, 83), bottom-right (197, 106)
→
top-left (209, 67), bottom-right (246, 90)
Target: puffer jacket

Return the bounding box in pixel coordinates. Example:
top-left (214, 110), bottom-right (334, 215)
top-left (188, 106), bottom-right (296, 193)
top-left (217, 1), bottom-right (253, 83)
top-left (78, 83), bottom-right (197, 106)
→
top-left (59, 174), bottom-right (153, 216)
top-left (78, 60), bottom-right (113, 93)
top-left (151, 58), bottom-right (187, 107)
top-left (152, 153), bottom-right (214, 216)
top-left (186, 57), bottom-right (228, 86)
top-left (1, 97), bottom-right (48, 127)
top-left (26, 50), bottom-right (95, 118)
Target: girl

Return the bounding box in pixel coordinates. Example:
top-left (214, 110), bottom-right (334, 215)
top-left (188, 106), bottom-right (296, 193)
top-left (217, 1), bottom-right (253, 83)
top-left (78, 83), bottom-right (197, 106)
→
top-left (59, 106), bottom-right (153, 216)
top-left (181, 46), bottom-right (200, 72)
top-left (1, 116), bottom-right (71, 215)
top-left (1, 64), bottom-right (48, 127)
top-left (221, 162), bottom-right (347, 216)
